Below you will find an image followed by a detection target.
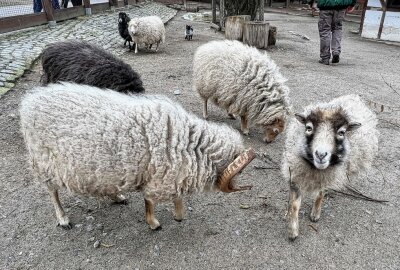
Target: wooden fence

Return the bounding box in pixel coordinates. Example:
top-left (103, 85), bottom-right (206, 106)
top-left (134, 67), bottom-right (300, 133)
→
top-left (0, 0), bottom-right (138, 34)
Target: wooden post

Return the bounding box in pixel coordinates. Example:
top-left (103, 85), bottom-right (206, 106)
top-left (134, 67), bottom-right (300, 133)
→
top-left (285, 0), bottom-right (290, 7)
top-left (243, 21), bottom-right (270, 49)
top-left (377, 0), bottom-right (386, 39)
top-left (212, 0), bottom-right (217, 23)
top-left (268, 0), bottom-right (272, 7)
top-left (359, 0), bottom-right (368, 35)
top-left (220, 0), bottom-right (225, 29)
top-left (42, 0), bottom-right (56, 26)
top-left (83, 0), bottom-right (91, 15)
top-left (268, 26), bottom-right (277, 46)
top-left (225, 15), bottom-right (251, 40)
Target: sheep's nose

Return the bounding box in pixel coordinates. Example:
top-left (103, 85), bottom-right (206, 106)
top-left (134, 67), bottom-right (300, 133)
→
top-left (315, 150), bottom-right (327, 160)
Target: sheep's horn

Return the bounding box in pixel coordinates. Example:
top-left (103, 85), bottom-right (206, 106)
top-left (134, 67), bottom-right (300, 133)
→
top-left (218, 148), bottom-right (256, 193)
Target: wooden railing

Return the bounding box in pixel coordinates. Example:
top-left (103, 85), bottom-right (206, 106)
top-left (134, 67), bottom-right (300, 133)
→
top-left (0, 0), bottom-right (137, 34)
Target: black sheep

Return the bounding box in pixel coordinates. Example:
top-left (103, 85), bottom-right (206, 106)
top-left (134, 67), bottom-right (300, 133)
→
top-left (41, 40), bottom-right (145, 94)
top-left (118, 12), bottom-right (134, 49)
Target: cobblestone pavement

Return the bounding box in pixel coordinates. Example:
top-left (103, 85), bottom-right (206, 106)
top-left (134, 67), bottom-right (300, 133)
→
top-left (0, 2), bottom-right (177, 96)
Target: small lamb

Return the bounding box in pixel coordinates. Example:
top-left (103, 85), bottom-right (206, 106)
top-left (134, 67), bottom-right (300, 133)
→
top-left (118, 12), bottom-right (134, 49)
top-left (20, 83), bottom-right (255, 230)
top-left (185, 25), bottom-right (193, 40)
top-left (281, 94), bottom-right (378, 240)
top-left (128, 16), bottom-right (165, 54)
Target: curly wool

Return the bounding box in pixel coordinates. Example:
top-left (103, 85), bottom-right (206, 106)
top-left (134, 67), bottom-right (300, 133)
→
top-left (193, 40), bottom-right (291, 125)
top-left (128, 16), bottom-right (165, 48)
top-left (41, 40), bottom-right (145, 94)
top-left (20, 83), bottom-right (244, 201)
top-left (281, 94), bottom-right (379, 194)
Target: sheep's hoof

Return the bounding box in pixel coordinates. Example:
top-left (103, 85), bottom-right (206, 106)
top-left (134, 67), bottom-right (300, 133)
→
top-left (288, 235), bottom-right (298, 242)
top-left (309, 215), bottom-right (320, 223)
top-left (150, 224), bottom-right (162, 231)
top-left (174, 217), bottom-right (183, 222)
top-left (112, 194), bottom-right (128, 205)
top-left (288, 227), bottom-right (299, 241)
top-left (57, 217), bottom-right (73, 230)
top-left (112, 199), bottom-right (128, 205)
top-left (228, 113), bottom-right (236, 119)
top-left (242, 130), bottom-right (250, 136)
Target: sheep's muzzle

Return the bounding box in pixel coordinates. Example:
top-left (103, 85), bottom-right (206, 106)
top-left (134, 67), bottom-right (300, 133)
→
top-left (218, 148), bottom-right (255, 193)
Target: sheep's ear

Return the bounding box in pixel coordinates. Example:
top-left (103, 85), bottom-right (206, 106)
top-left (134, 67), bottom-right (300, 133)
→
top-left (347, 122), bottom-right (361, 131)
top-left (294, 113), bottom-right (306, 124)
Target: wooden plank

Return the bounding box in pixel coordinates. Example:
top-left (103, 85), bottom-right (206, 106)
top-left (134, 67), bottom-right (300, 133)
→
top-left (0, 13), bottom-right (48, 34)
top-left (377, 0), bottom-right (387, 39)
top-left (91, 2), bottom-right (112, 13)
top-left (42, 0), bottom-right (55, 22)
top-left (359, 0), bottom-right (368, 35)
top-left (54, 6), bottom-right (85, 21)
top-left (212, 0), bottom-right (216, 23)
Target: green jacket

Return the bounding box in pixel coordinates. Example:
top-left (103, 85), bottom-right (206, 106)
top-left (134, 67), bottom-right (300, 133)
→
top-left (317, 0), bottom-right (356, 10)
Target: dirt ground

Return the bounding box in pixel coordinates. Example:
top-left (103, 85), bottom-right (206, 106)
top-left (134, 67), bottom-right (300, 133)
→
top-left (1, 11), bottom-right (399, 269)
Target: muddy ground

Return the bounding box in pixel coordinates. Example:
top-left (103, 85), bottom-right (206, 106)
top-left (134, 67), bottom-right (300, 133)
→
top-left (0, 11), bottom-right (399, 269)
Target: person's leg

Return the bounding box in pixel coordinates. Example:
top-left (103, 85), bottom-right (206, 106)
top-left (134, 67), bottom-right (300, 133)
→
top-left (318, 10), bottom-right (333, 64)
top-left (331, 9), bottom-right (346, 63)
top-left (52, 0), bottom-right (60, 9)
top-left (33, 0), bottom-right (43, 13)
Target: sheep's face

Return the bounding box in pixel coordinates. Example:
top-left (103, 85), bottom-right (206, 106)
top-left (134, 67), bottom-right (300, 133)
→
top-left (263, 117), bottom-right (285, 143)
top-left (129, 21), bottom-right (139, 35)
top-left (295, 108), bottom-right (361, 170)
top-left (118, 12), bottom-right (128, 23)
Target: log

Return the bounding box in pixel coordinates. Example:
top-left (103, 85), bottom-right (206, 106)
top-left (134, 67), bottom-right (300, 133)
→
top-left (186, 4), bottom-right (199, 12)
top-left (242, 21), bottom-right (269, 49)
top-left (225, 15), bottom-right (251, 41)
top-left (268, 26), bottom-right (277, 46)
top-left (210, 22), bottom-right (221, 31)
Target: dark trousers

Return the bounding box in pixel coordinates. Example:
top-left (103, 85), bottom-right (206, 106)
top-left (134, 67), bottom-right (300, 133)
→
top-left (33, 0), bottom-right (60, 13)
top-left (318, 9), bottom-right (345, 60)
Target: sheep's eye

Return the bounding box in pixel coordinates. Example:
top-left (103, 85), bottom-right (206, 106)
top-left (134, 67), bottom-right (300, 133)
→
top-left (338, 130), bottom-right (345, 137)
top-left (305, 125), bottom-right (313, 132)
top-left (273, 128), bottom-right (279, 134)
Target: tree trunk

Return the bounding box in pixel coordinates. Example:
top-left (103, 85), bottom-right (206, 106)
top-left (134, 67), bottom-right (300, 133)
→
top-left (268, 26), bottom-right (277, 46)
top-left (257, 0), bottom-right (264, 21)
top-left (242, 21), bottom-right (269, 49)
top-left (225, 15), bottom-right (251, 40)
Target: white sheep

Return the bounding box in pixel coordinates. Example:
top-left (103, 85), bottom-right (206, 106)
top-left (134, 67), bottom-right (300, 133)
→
top-left (281, 94), bottom-right (378, 240)
top-left (20, 83), bottom-right (254, 230)
top-left (128, 15), bottom-right (165, 54)
top-left (193, 40), bottom-right (291, 143)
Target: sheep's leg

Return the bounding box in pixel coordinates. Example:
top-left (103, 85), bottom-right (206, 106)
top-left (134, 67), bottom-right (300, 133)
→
top-left (135, 42), bottom-right (138, 54)
top-left (144, 198), bottom-right (161, 230)
top-left (110, 194), bottom-right (128, 205)
top-left (310, 191), bottom-right (324, 222)
top-left (155, 43), bottom-right (159, 52)
top-left (203, 99), bottom-right (208, 119)
top-left (240, 114), bottom-right (249, 135)
top-left (173, 197), bottom-right (184, 222)
top-left (149, 44), bottom-right (153, 50)
top-left (288, 183), bottom-right (302, 241)
top-left (48, 188), bottom-right (72, 229)
top-left (123, 40), bottom-right (127, 47)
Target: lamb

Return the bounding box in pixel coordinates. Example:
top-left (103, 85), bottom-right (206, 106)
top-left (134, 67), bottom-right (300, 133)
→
top-left (281, 94), bottom-right (378, 240)
top-left (185, 25), bottom-right (193, 40)
top-left (20, 83), bottom-right (255, 230)
top-left (118, 12), bottom-right (134, 49)
top-left (41, 40), bottom-right (145, 94)
top-left (128, 16), bottom-right (165, 54)
top-left (193, 40), bottom-right (291, 143)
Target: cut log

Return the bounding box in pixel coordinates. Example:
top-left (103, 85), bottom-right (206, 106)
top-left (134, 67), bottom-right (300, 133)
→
top-left (268, 26), bottom-right (277, 46)
top-left (210, 22), bottom-right (221, 31)
top-left (225, 15), bottom-right (251, 41)
top-left (242, 21), bottom-right (269, 49)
